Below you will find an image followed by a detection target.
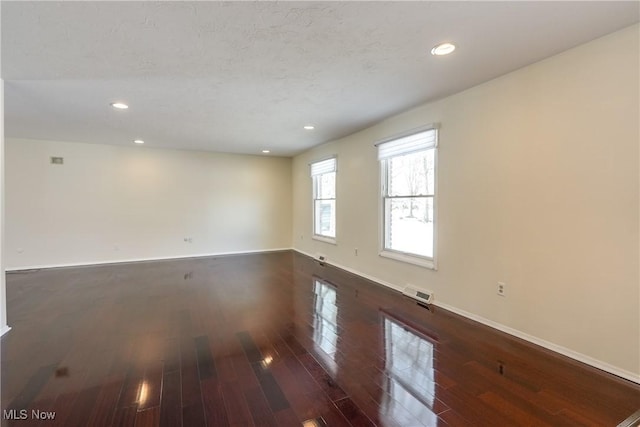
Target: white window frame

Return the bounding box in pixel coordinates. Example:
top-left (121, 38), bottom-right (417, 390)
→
top-left (310, 157), bottom-right (337, 244)
top-left (377, 125), bottom-right (438, 269)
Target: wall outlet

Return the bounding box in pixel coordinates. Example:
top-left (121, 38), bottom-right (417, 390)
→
top-left (497, 282), bottom-right (506, 297)
top-left (354, 248), bottom-right (358, 256)
top-left (184, 237), bottom-right (193, 243)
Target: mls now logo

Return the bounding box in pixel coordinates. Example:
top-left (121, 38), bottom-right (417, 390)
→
top-left (3, 409), bottom-right (27, 420)
top-left (3, 409), bottom-right (56, 420)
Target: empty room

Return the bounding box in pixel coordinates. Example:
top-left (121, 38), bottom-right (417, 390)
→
top-left (1, 1), bottom-right (639, 426)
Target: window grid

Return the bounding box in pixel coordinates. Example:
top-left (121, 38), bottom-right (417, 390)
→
top-left (379, 128), bottom-right (437, 264)
top-left (311, 158), bottom-right (337, 240)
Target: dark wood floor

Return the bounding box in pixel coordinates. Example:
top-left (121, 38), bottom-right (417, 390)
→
top-left (2, 251), bottom-right (639, 426)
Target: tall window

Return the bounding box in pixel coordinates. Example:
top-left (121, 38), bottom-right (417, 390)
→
top-left (311, 157), bottom-right (337, 241)
top-left (378, 127), bottom-right (437, 268)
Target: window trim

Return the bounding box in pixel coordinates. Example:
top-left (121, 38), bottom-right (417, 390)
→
top-left (377, 126), bottom-right (438, 270)
top-left (312, 234), bottom-right (338, 245)
top-left (310, 156), bottom-right (337, 243)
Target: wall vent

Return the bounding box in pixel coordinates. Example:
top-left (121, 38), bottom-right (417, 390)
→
top-left (402, 285), bottom-right (434, 305)
top-left (315, 253), bottom-right (327, 266)
top-left (50, 157), bottom-right (64, 165)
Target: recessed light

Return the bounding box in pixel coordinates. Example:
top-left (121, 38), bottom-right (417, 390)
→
top-left (431, 42), bottom-right (456, 56)
top-left (303, 125), bottom-right (315, 130)
top-left (133, 139), bottom-right (144, 144)
top-left (262, 150), bottom-right (270, 154)
top-left (111, 102), bottom-right (129, 109)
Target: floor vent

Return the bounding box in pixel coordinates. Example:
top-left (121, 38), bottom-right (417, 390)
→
top-left (315, 253), bottom-right (327, 266)
top-left (402, 285), bottom-right (434, 305)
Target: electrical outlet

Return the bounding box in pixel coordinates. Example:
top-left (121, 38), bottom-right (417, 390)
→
top-left (354, 248), bottom-right (358, 256)
top-left (497, 282), bottom-right (506, 297)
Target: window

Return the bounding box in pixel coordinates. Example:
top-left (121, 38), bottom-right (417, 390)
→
top-left (378, 127), bottom-right (437, 268)
top-left (311, 157), bottom-right (337, 241)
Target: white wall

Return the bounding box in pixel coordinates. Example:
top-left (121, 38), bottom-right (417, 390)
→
top-left (292, 25), bottom-right (640, 380)
top-left (0, 79), bottom-right (9, 336)
top-left (5, 139), bottom-right (292, 269)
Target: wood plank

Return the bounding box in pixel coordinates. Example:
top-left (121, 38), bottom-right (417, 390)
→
top-left (159, 370), bottom-right (182, 427)
top-left (135, 407), bottom-right (160, 427)
top-left (201, 378), bottom-right (230, 427)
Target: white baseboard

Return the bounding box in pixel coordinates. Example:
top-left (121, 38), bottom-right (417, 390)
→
top-left (5, 247), bottom-right (293, 272)
top-left (0, 325), bottom-right (11, 337)
top-left (293, 248), bottom-right (640, 385)
top-left (433, 301), bottom-right (640, 384)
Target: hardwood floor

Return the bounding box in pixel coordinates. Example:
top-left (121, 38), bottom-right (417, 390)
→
top-left (2, 251), bottom-right (639, 426)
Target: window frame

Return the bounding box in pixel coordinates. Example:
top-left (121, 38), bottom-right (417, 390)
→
top-left (311, 157), bottom-right (337, 244)
top-left (377, 126), bottom-right (438, 270)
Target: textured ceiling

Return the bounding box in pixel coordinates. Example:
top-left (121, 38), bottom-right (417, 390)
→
top-left (2, 1), bottom-right (639, 156)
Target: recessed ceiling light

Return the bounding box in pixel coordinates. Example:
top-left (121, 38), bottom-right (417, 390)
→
top-left (303, 125), bottom-right (315, 130)
top-left (262, 150), bottom-right (270, 154)
top-left (431, 42), bottom-right (456, 56)
top-left (111, 102), bottom-right (129, 109)
top-left (133, 139), bottom-right (144, 144)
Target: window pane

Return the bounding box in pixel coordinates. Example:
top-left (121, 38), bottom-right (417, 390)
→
top-left (315, 199), bottom-right (336, 238)
top-left (385, 197), bottom-right (433, 257)
top-left (316, 172), bottom-right (336, 199)
top-left (387, 149), bottom-right (434, 197)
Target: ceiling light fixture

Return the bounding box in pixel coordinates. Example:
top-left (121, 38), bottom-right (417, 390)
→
top-left (133, 139), bottom-right (144, 144)
top-left (262, 150), bottom-right (270, 154)
top-left (431, 42), bottom-right (456, 56)
top-left (110, 102), bottom-right (129, 109)
top-left (303, 125), bottom-right (315, 130)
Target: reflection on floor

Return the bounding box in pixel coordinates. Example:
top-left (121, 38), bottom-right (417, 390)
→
top-left (312, 279), bottom-right (338, 377)
top-left (2, 251), bottom-right (639, 426)
top-left (382, 312), bottom-right (436, 427)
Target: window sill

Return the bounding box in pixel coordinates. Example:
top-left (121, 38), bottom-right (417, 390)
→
top-left (312, 235), bottom-right (337, 245)
top-left (379, 250), bottom-right (436, 270)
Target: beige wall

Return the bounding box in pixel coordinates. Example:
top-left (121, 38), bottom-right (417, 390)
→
top-left (292, 25), bottom-right (639, 379)
top-left (5, 139), bottom-right (292, 269)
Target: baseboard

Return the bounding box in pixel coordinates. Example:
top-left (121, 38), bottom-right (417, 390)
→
top-left (0, 325), bottom-right (11, 337)
top-left (5, 248), bottom-right (293, 272)
top-left (292, 248), bottom-right (640, 385)
top-left (295, 248), bottom-right (406, 293)
top-left (433, 301), bottom-right (640, 384)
